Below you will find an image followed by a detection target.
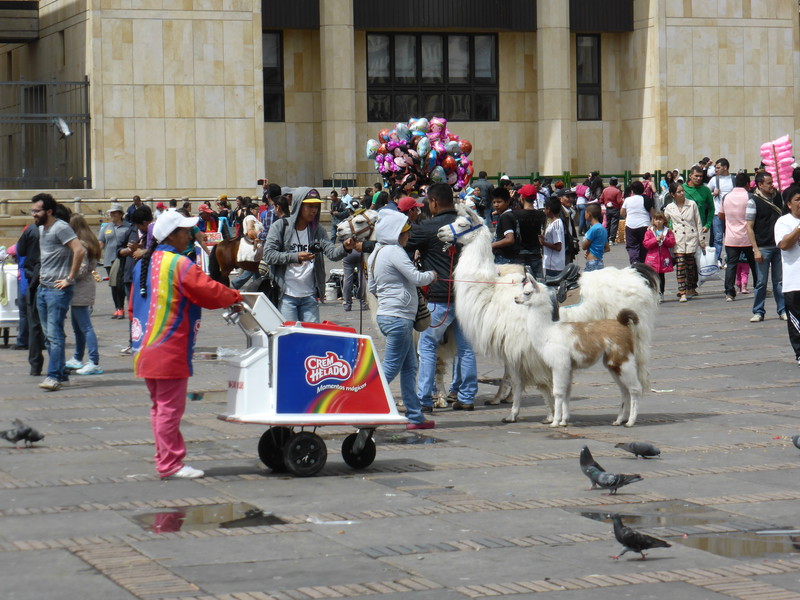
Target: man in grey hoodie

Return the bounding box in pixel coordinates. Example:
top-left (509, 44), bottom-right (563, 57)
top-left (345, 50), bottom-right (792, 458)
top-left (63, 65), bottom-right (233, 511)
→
top-left (263, 187), bottom-right (356, 322)
top-left (368, 211), bottom-right (437, 429)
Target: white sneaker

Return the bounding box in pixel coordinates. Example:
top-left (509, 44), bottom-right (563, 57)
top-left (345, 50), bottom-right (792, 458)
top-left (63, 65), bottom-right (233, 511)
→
top-left (169, 465), bottom-right (204, 479)
top-left (76, 362), bottom-right (104, 375)
top-left (65, 358), bottom-right (83, 370)
top-left (38, 377), bottom-right (62, 391)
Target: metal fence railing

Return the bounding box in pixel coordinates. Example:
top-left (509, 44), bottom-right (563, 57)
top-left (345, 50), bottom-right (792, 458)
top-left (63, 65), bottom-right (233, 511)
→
top-left (0, 78), bottom-right (91, 190)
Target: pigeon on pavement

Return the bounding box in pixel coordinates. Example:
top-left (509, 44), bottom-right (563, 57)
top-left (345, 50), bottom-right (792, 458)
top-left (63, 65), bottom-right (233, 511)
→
top-left (0, 419), bottom-right (44, 448)
top-left (615, 441), bottom-right (661, 458)
top-left (609, 514), bottom-right (671, 560)
top-left (792, 435), bottom-right (800, 450)
top-left (580, 446), bottom-right (642, 494)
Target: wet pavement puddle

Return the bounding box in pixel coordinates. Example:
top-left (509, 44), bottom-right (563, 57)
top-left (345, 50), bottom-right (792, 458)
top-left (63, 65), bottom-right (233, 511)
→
top-left (132, 502), bottom-right (285, 534)
top-left (373, 431), bottom-right (440, 445)
top-left (575, 501), bottom-right (800, 559)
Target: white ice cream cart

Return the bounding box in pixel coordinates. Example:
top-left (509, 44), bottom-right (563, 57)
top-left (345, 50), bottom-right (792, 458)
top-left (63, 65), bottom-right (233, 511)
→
top-left (0, 253), bottom-right (20, 347)
top-left (218, 293), bottom-right (408, 476)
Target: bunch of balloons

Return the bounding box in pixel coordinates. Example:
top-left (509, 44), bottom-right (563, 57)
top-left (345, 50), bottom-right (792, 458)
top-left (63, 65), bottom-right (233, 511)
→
top-left (760, 135), bottom-right (794, 191)
top-left (365, 117), bottom-right (474, 193)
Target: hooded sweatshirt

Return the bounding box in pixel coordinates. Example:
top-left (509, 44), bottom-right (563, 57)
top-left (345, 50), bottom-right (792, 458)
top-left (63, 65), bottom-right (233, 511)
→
top-left (263, 186), bottom-right (348, 300)
top-left (367, 211), bottom-right (436, 321)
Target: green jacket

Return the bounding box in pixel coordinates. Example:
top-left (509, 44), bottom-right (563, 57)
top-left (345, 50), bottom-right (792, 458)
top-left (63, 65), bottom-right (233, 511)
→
top-left (683, 183), bottom-right (713, 229)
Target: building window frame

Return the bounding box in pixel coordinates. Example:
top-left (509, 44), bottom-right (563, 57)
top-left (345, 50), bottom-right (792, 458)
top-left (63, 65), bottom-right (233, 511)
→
top-left (366, 32), bottom-right (498, 123)
top-left (576, 34), bottom-right (601, 121)
top-left (263, 30), bottom-right (284, 122)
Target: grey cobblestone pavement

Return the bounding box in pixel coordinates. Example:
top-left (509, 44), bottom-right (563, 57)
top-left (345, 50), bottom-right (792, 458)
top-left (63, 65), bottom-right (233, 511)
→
top-left (2, 248), bottom-right (800, 600)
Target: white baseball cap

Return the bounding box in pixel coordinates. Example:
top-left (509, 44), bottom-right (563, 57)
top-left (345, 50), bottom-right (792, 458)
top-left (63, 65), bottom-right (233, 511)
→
top-left (153, 211), bottom-right (198, 242)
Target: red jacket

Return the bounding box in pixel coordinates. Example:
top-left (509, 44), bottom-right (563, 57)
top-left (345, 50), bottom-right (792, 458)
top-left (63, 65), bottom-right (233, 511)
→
top-left (642, 228), bottom-right (676, 274)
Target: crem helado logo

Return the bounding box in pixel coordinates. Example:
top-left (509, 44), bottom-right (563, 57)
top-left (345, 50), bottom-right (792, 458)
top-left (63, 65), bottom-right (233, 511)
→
top-left (304, 352), bottom-right (352, 384)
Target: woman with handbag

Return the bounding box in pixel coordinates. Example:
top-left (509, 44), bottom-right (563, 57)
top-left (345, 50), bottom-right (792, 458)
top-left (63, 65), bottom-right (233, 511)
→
top-left (368, 211), bottom-right (437, 430)
top-left (642, 211), bottom-right (676, 302)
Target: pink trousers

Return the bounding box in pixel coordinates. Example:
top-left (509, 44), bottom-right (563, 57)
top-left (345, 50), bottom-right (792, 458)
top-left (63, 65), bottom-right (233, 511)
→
top-left (145, 378), bottom-right (189, 477)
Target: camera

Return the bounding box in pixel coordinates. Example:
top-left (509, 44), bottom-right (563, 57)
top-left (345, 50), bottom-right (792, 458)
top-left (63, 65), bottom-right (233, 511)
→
top-left (308, 242), bottom-right (324, 254)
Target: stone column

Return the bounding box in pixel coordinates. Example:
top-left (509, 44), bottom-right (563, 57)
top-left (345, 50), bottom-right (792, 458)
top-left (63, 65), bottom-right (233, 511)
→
top-left (536, 0), bottom-right (572, 174)
top-left (319, 0), bottom-right (357, 184)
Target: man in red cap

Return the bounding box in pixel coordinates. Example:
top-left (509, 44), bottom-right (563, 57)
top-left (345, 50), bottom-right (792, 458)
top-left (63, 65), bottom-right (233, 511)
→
top-left (397, 196), bottom-right (423, 223)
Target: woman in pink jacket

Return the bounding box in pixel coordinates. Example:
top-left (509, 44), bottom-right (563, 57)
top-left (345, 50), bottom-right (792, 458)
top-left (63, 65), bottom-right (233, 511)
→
top-left (643, 211), bottom-right (676, 302)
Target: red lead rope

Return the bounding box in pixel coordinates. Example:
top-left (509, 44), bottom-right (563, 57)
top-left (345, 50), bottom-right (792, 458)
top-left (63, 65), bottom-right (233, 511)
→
top-left (429, 246), bottom-right (457, 328)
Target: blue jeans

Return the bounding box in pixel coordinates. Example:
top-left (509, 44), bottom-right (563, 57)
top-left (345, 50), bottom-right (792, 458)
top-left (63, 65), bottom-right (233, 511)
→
top-left (712, 215), bottom-right (725, 263)
top-left (231, 270), bottom-right (255, 289)
top-left (577, 205), bottom-right (587, 234)
top-left (753, 246), bottom-right (785, 317)
top-left (494, 255), bottom-right (512, 265)
top-left (417, 302), bottom-right (477, 407)
top-left (585, 259), bottom-right (604, 271)
top-left (279, 294), bottom-right (319, 323)
top-left (37, 285), bottom-right (74, 381)
top-left (70, 305), bottom-right (99, 364)
top-left (376, 316), bottom-right (423, 424)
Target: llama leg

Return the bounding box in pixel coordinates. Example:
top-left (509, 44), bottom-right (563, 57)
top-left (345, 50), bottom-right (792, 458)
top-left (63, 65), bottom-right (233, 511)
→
top-left (502, 371), bottom-right (524, 423)
top-left (550, 370), bottom-right (571, 427)
top-left (618, 359), bottom-right (642, 427)
top-left (608, 368), bottom-right (631, 426)
top-left (433, 356), bottom-right (449, 408)
top-left (560, 378), bottom-right (573, 426)
top-left (486, 368), bottom-right (511, 405)
top-left (537, 383), bottom-right (555, 424)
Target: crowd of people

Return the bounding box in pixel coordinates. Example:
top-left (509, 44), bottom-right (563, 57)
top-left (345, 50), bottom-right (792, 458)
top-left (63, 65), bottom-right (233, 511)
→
top-left (7, 155), bottom-right (800, 476)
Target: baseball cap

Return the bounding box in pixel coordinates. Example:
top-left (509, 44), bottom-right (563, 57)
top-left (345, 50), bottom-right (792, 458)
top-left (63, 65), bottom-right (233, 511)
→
top-left (519, 184), bottom-right (537, 199)
top-left (198, 204), bottom-right (213, 214)
top-left (153, 211), bottom-right (199, 242)
top-left (397, 196), bottom-right (423, 212)
top-left (156, 202), bottom-right (167, 210)
top-left (301, 189), bottom-right (322, 203)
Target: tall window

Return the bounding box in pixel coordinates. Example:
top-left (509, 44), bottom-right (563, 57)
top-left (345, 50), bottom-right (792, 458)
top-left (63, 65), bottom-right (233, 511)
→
top-left (263, 32), bottom-right (284, 122)
top-left (576, 34), bottom-right (601, 121)
top-left (367, 33), bottom-right (498, 122)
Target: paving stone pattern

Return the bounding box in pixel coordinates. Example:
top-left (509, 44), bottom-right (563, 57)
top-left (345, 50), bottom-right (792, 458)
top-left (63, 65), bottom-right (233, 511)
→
top-left (2, 251), bottom-right (800, 599)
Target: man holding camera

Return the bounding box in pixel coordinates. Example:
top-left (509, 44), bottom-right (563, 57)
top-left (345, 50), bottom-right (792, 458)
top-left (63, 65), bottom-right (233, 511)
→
top-left (263, 187), bottom-right (356, 322)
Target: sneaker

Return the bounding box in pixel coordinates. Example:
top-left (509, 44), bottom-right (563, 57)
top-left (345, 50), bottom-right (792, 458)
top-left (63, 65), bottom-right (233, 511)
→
top-left (76, 362), bottom-right (104, 375)
top-left (420, 405), bottom-right (433, 414)
top-left (750, 314), bottom-right (764, 323)
top-left (38, 377), bottom-right (62, 391)
top-left (343, 304), bottom-right (352, 312)
top-left (65, 358), bottom-right (83, 370)
top-left (406, 420), bottom-right (435, 430)
top-left (111, 309), bottom-right (122, 319)
top-left (658, 293), bottom-right (664, 303)
top-left (717, 260), bottom-right (724, 269)
top-left (167, 465), bottom-right (204, 479)
top-left (741, 288), bottom-right (750, 294)
top-left (679, 295), bottom-right (688, 303)
top-left (452, 400), bottom-right (474, 411)
top-left (781, 313), bottom-right (788, 321)
top-left (689, 289), bottom-right (700, 297)
top-left (726, 295), bottom-right (734, 302)
top-left (119, 345), bottom-right (132, 355)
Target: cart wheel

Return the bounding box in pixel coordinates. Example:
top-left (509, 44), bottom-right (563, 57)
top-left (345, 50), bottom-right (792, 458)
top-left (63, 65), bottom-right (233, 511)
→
top-left (258, 427), bottom-right (293, 472)
top-left (283, 432), bottom-right (327, 477)
top-left (341, 433), bottom-right (376, 469)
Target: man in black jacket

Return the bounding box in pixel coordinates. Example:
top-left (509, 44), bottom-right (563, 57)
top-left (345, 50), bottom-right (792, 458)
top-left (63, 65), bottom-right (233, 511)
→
top-left (406, 183), bottom-right (478, 412)
top-left (16, 223), bottom-right (45, 375)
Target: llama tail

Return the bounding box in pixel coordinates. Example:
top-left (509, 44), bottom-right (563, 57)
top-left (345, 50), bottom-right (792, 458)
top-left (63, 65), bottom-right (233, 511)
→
top-left (618, 309), bottom-right (650, 392)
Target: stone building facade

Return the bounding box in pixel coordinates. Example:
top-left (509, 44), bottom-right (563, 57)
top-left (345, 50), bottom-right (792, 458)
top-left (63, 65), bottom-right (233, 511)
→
top-left (1, 0), bottom-right (798, 199)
